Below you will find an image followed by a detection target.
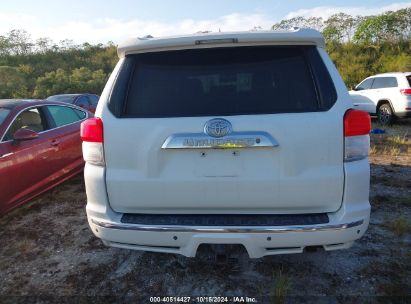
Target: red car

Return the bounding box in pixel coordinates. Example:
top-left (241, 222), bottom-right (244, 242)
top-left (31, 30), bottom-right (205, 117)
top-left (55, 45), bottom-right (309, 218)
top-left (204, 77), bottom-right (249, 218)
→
top-left (0, 99), bottom-right (90, 215)
top-left (46, 94), bottom-right (99, 113)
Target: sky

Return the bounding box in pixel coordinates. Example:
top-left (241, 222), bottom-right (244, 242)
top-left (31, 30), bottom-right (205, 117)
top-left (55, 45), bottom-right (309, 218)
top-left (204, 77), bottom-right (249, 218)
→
top-left (0, 0), bottom-right (410, 44)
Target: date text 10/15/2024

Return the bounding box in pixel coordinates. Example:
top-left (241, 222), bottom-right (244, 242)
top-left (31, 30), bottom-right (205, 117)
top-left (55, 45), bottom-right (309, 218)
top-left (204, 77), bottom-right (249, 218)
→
top-left (149, 296), bottom-right (258, 303)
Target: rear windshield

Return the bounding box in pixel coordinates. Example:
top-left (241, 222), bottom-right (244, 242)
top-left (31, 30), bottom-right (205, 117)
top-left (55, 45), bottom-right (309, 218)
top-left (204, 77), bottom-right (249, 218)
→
top-left (407, 75), bottom-right (411, 87)
top-left (46, 95), bottom-right (76, 104)
top-left (110, 46), bottom-right (337, 118)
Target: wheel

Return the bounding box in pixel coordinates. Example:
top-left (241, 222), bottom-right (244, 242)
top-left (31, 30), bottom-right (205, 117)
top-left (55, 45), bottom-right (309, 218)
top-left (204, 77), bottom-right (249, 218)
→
top-left (377, 103), bottom-right (395, 125)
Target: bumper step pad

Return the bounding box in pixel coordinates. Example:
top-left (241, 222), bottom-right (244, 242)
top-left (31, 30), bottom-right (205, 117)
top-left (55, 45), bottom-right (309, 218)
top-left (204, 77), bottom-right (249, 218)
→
top-left (121, 213), bottom-right (329, 226)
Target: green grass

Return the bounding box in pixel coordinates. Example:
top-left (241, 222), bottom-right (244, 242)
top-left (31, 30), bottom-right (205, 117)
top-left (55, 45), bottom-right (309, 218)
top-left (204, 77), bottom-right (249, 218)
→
top-left (270, 269), bottom-right (290, 304)
top-left (388, 216), bottom-right (411, 236)
top-left (370, 120), bottom-right (410, 156)
top-left (389, 134), bottom-right (409, 145)
top-left (370, 136), bottom-right (409, 156)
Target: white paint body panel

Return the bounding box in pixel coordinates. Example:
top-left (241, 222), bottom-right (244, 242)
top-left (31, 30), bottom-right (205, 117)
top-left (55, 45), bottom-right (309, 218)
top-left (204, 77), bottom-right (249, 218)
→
top-left (84, 31), bottom-right (371, 258)
top-left (103, 110), bottom-right (345, 214)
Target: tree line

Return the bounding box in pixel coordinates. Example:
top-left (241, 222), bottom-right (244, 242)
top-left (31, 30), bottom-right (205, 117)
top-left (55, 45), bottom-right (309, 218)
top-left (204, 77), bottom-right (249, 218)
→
top-left (0, 7), bottom-right (410, 99)
top-left (0, 34), bottom-right (117, 98)
top-left (273, 8), bottom-right (411, 88)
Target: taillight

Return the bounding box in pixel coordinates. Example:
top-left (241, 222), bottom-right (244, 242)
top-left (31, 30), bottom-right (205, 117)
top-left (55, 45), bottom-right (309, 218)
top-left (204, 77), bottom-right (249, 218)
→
top-left (80, 118), bottom-right (103, 142)
top-left (80, 118), bottom-right (104, 166)
top-left (344, 109), bottom-right (371, 162)
top-left (400, 89), bottom-right (411, 95)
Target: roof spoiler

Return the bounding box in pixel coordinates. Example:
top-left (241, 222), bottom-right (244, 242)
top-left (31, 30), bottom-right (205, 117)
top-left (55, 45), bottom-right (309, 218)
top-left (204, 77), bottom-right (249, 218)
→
top-left (118, 28), bottom-right (325, 58)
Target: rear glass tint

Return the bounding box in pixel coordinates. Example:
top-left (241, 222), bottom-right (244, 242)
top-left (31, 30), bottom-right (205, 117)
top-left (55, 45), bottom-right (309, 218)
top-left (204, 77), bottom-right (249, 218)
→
top-left (88, 95), bottom-right (99, 106)
top-left (372, 77), bottom-right (398, 89)
top-left (112, 46), bottom-right (336, 118)
top-left (47, 95), bottom-right (77, 104)
top-left (356, 78), bottom-right (374, 90)
top-left (47, 105), bottom-right (84, 127)
top-left (74, 108), bottom-right (87, 119)
top-left (407, 75), bottom-right (411, 87)
top-left (0, 108), bottom-right (10, 126)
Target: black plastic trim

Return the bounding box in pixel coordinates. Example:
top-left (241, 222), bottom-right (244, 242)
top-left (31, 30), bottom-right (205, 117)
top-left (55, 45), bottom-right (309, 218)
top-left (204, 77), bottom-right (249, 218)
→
top-left (121, 213), bottom-right (329, 226)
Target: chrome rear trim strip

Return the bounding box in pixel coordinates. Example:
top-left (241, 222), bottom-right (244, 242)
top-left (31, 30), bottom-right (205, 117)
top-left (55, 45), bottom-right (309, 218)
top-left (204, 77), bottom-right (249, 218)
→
top-left (161, 131), bottom-right (279, 149)
top-left (91, 218), bottom-right (364, 233)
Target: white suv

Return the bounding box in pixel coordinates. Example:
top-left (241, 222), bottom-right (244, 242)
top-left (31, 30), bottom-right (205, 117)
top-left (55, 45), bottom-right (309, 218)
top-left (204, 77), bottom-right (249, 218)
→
top-left (349, 72), bottom-right (411, 125)
top-left (81, 29), bottom-right (371, 258)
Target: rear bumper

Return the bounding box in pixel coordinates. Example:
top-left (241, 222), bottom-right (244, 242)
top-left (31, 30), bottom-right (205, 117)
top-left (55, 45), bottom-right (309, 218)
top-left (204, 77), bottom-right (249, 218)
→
top-left (88, 216), bottom-right (368, 258)
top-left (91, 217), bottom-right (363, 233)
top-left (85, 157), bottom-right (371, 258)
top-left (393, 96), bottom-right (411, 117)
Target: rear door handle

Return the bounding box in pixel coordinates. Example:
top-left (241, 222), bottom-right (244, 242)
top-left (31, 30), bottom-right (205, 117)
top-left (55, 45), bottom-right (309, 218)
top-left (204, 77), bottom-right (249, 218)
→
top-left (50, 139), bottom-right (60, 146)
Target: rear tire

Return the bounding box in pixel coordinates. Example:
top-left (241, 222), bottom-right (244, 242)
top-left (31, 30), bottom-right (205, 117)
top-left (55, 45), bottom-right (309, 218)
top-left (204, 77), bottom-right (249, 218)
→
top-left (377, 103), bottom-right (395, 125)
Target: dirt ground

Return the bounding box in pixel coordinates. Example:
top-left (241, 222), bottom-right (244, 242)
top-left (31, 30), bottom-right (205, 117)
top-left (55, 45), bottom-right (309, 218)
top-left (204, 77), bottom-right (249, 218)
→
top-left (0, 119), bottom-right (410, 303)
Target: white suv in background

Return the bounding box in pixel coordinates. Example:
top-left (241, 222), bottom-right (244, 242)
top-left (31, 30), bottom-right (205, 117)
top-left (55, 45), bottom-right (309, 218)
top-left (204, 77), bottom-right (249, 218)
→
top-left (81, 29), bottom-right (371, 258)
top-left (349, 72), bottom-right (411, 125)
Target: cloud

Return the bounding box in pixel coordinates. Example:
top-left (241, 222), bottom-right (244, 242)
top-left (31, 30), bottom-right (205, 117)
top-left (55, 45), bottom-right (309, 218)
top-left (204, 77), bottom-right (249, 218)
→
top-left (0, 13), bottom-right (274, 44)
top-left (285, 2), bottom-right (411, 20)
top-left (1, 2), bottom-right (410, 45)
top-left (0, 12), bottom-right (37, 32)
